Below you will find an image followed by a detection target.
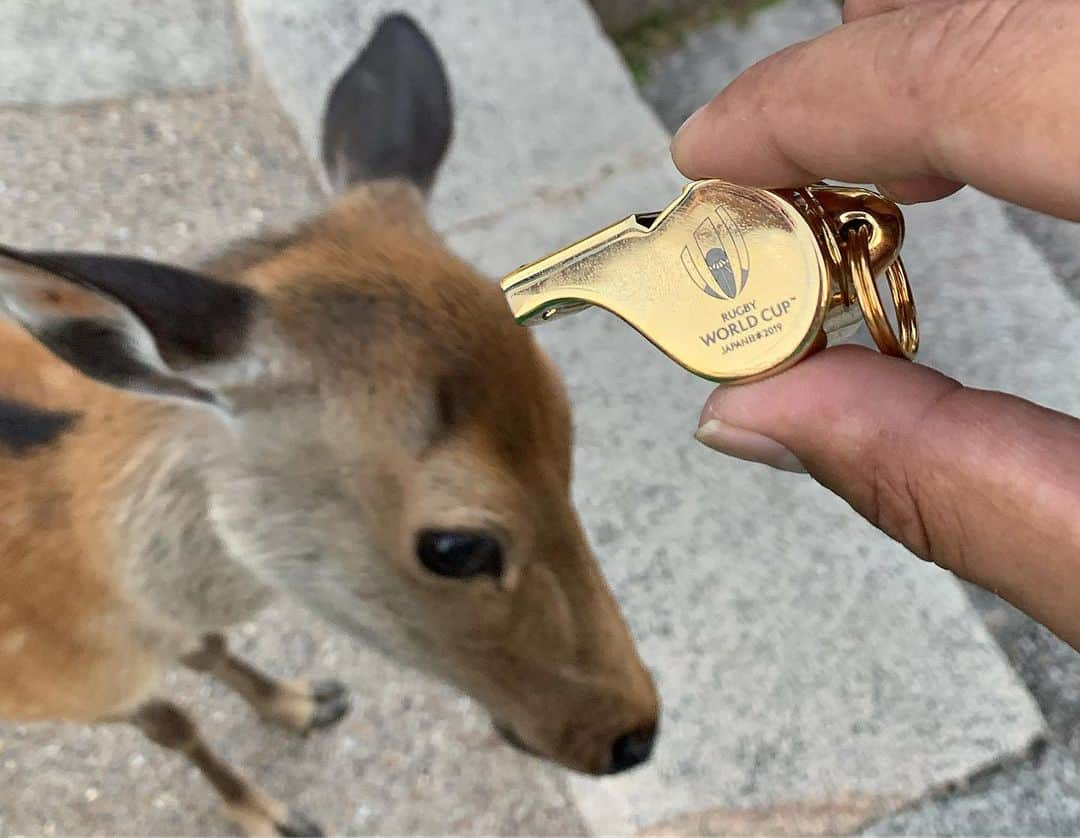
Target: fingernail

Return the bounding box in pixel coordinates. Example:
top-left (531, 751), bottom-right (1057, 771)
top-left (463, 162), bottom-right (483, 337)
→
top-left (671, 105), bottom-right (704, 166)
top-left (695, 419), bottom-right (806, 473)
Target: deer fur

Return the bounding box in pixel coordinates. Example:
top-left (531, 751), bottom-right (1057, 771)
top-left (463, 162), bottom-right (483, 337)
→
top-left (0, 14), bottom-right (658, 836)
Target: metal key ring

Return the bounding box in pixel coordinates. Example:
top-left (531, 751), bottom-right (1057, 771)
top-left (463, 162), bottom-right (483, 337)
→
top-left (844, 224), bottom-right (919, 359)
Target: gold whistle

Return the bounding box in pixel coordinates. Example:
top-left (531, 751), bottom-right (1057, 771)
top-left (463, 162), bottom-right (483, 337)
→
top-left (500, 180), bottom-right (918, 384)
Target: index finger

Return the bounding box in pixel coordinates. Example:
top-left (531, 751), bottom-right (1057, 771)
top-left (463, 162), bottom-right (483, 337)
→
top-left (671, 0), bottom-right (1080, 220)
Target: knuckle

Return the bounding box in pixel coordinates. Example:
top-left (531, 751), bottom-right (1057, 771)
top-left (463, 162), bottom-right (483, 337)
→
top-left (746, 41), bottom-right (808, 112)
top-left (842, 0), bottom-right (865, 23)
top-left (893, 0), bottom-right (1028, 109)
top-left (843, 0), bottom-right (885, 23)
top-left (876, 0), bottom-right (1026, 172)
top-left (751, 41), bottom-right (826, 172)
top-left (863, 384), bottom-right (968, 568)
top-left (886, 5), bottom-right (965, 111)
top-left (864, 432), bottom-right (935, 559)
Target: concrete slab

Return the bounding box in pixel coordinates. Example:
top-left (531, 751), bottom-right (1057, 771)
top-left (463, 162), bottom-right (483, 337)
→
top-left (238, 0), bottom-right (672, 230)
top-left (965, 585), bottom-right (1080, 753)
top-left (641, 0), bottom-right (840, 131)
top-left (863, 748), bottom-right (1080, 836)
top-left (860, 586), bottom-right (1080, 836)
top-left (0, 1), bottom-right (245, 106)
top-left (0, 88), bottom-right (321, 262)
top-left (1006, 206), bottom-right (1080, 302)
top-left (898, 191), bottom-right (1080, 410)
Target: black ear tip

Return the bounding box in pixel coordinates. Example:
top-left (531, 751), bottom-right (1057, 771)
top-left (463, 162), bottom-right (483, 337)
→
top-left (369, 12), bottom-right (447, 78)
top-left (375, 12), bottom-right (429, 39)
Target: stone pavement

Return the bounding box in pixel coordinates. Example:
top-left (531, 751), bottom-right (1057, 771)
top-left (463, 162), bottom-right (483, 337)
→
top-left (0, 1), bottom-right (245, 107)
top-left (0, 1), bottom-right (1069, 835)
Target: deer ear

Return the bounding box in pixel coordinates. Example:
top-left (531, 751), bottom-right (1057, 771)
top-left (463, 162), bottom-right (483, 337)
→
top-left (0, 247), bottom-right (259, 407)
top-left (321, 13), bottom-right (453, 195)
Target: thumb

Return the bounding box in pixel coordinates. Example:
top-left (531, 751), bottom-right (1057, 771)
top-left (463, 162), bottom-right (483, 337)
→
top-left (696, 346), bottom-right (1080, 649)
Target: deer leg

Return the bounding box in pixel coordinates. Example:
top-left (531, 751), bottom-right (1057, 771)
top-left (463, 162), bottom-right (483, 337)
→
top-left (126, 699), bottom-right (322, 837)
top-left (182, 633), bottom-right (350, 734)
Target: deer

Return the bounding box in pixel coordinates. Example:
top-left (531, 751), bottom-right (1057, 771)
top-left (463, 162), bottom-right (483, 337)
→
top-left (0, 14), bottom-right (659, 836)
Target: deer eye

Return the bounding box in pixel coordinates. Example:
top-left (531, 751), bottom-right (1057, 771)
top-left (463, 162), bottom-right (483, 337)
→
top-left (416, 530), bottom-right (504, 579)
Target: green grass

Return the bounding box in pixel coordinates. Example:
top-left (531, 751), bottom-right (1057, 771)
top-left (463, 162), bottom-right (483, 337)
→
top-left (612, 0), bottom-right (812, 83)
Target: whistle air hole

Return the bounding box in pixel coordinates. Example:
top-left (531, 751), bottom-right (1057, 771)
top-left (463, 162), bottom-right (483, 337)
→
top-left (633, 211), bottom-right (661, 230)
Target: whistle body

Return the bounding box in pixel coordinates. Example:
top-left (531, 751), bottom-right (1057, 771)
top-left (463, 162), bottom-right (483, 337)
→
top-left (500, 180), bottom-right (916, 384)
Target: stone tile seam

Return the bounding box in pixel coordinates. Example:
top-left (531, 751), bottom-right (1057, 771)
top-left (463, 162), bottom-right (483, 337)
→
top-left (856, 738), bottom-right (1050, 834)
top-left (222, 0), bottom-right (257, 86)
top-left (0, 75), bottom-right (251, 117)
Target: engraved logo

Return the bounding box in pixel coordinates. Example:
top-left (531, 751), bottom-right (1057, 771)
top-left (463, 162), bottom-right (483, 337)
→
top-left (681, 207), bottom-right (750, 300)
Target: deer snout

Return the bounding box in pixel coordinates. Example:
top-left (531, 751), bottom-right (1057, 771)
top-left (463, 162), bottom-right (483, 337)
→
top-left (497, 717), bottom-right (657, 775)
top-left (497, 691), bottom-right (658, 776)
top-left (595, 673), bottom-right (660, 775)
top-left (491, 650), bottom-right (660, 776)
top-left (609, 722), bottom-right (658, 774)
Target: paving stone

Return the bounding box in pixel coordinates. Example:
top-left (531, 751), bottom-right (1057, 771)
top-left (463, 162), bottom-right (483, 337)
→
top-left (860, 585), bottom-right (1080, 836)
top-left (863, 747), bottom-right (1080, 836)
top-left (238, 0), bottom-right (672, 231)
top-left (1005, 206), bottom-right (1080, 303)
top-left (899, 192), bottom-right (1080, 410)
top-left (964, 585), bottom-right (1080, 753)
top-left (0, 88), bottom-right (321, 262)
top-left (0, 1), bottom-right (245, 106)
top-left (641, 0), bottom-right (840, 132)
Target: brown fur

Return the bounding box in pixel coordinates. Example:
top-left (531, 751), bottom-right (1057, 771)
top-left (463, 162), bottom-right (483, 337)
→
top-left (0, 316), bottom-right (163, 722)
top-left (0, 181), bottom-right (657, 833)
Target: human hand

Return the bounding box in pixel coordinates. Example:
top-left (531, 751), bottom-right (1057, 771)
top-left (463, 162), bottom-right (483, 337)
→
top-left (672, 0), bottom-right (1080, 649)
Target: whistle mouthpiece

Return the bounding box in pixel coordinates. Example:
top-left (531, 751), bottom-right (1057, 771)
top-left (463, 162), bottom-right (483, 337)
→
top-left (500, 180), bottom-right (917, 384)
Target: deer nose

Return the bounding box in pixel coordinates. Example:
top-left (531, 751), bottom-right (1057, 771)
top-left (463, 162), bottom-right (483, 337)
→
top-left (608, 723), bottom-right (657, 774)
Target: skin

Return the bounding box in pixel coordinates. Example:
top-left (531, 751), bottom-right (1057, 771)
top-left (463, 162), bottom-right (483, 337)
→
top-left (672, 0), bottom-right (1080, 650)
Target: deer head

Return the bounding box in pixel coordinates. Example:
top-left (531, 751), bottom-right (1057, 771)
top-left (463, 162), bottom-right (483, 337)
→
top-left (0, 14), bottom-right (658, 775)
